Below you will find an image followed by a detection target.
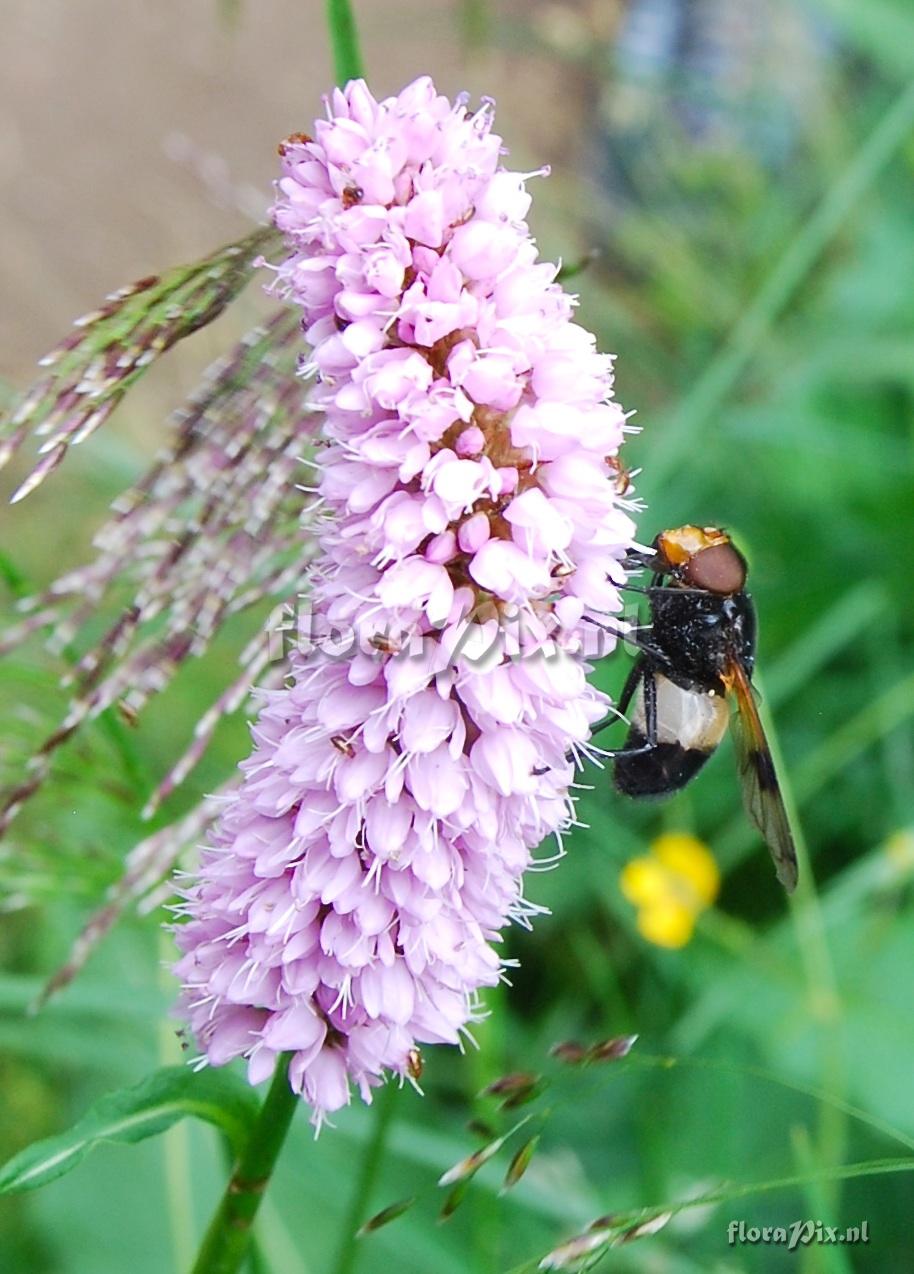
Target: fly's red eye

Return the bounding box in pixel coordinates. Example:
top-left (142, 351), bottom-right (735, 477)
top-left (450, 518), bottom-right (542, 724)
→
top-left (683, 543), bottom-right (747, 594)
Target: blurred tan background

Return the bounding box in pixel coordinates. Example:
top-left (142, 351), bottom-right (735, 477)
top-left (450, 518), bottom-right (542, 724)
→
top-left (1, 0), bottom-right (595, 377)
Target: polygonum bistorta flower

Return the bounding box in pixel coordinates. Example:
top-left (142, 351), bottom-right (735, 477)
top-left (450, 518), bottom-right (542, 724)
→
top-left (173, 76), bottom-right (639, 1124)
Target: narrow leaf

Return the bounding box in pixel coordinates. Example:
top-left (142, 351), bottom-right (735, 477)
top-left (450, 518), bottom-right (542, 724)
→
top-left (0, 1065), bottom-right (260, 1195)
top-left (438, 1131), bottom-right (509, 1187)
top-left (357, 1195), bottom-right (416, 1236)
top-left (555, 248), bottom-right (600, 282)
top-left (438, 1176), bottom-right (472, 1222)
top-left (0, 549), bottom-right (29, 599)
top-left (502, 1133), bottom-right (540, 1191)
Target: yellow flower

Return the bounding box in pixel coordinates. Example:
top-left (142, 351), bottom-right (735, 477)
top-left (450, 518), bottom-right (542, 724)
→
top-left (620, 832), bottom-right (720, 948)
top-left (885, 829), bottom-right (914, 875)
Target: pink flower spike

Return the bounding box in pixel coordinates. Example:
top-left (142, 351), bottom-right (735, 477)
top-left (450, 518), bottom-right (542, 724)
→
top-left (172, 76), bottom-right (638, 1128)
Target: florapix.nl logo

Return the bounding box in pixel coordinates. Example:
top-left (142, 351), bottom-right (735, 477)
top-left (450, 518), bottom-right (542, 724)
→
top-left (727, 1220), bottom-right (870, 1250)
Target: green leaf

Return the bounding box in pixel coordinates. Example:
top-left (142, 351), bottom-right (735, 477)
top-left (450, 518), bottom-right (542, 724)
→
top-left (0, 1065), bottom-right (260, 1195)
top-left (0, 548), bottom-right (29, 599)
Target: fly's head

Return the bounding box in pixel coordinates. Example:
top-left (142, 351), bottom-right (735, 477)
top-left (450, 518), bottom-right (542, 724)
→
top-left (652, 525), bottom-right (747, 596)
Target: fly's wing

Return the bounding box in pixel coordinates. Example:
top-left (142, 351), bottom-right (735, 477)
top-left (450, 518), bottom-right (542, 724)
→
top-left (723, 657), bottom-right (799, 893)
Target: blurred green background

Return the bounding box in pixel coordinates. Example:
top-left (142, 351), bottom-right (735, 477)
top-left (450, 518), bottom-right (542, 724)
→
top-left (2, 1), bottom-right (914, 1270)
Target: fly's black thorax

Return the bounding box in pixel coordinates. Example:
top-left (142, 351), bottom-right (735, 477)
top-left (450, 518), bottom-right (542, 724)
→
top-left (648, 586), bottom-right (757, 692)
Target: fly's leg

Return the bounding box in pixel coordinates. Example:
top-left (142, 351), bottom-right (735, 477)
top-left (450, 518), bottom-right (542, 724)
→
top-left (589, 664), bottom-right (660, 759)
top-left (620, 582), bottom-right (718, 601)
top-left (618, 660), bottom-right (644, 716)
top-left (647, 584), bottom-right (716, 597)
top-left (639, 668), bottom-right (658, 750)
top-left (583, 618), bottom-right (668, 664)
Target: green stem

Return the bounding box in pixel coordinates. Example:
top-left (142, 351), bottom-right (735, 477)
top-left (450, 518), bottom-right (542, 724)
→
top-left (215, 1134), bottom-right (268, 1274)
top-left (332, 1080), bottom-right (399, 1274)
top-left (791, 1126), bottom-right (855, 1274)
top-left (189, 1055), bottom-right (298, 1274)
top-left (325, 0), bottom-right (365, 84)
top-left (458, 0), bottom-right (489, 54)
top-left (756, 682), bottom-right (847, 1214)
top-left (157, 932), bottom-right (198, 1274)
top-left (467, 984), bottom-right (506, 1271)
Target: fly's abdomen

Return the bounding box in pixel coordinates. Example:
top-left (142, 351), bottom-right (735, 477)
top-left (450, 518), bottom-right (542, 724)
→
top-left (614, 674), bottom-right (730, 797)
top-left (615, 738), bottom-right (714, 796)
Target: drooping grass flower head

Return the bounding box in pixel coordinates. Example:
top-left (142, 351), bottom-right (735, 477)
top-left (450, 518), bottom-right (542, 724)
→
top-left (173, 76), bottom-right (639, 1124)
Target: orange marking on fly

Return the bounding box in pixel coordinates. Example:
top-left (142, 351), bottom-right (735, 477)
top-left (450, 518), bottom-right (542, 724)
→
top-left (655, 524), bottom-right (730, 564)
top-left (341, 183), bottom-right (364, 209)
top-left (654, 525), bottom-right (746, 595)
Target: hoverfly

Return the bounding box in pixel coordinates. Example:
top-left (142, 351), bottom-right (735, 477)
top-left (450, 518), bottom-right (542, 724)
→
top-left (611, 525), bottom-right (798, 892)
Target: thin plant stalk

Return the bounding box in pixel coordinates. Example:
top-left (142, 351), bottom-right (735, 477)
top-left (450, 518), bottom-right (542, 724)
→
top-left (157, 930), bottom-right (198, 1274)
top-left (756, 680), bottom-right (847, 1212)
top-left (326, 0), bottom-right (365, 83)
top-left (458, 0), bottom-right (489, 53)
top-left (468, 985), bottom-right (506, 1271)
top-left (332, 1081), bottom-right (399, 1274)
top-left (188, 1055), bottom-right (298, 1274)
